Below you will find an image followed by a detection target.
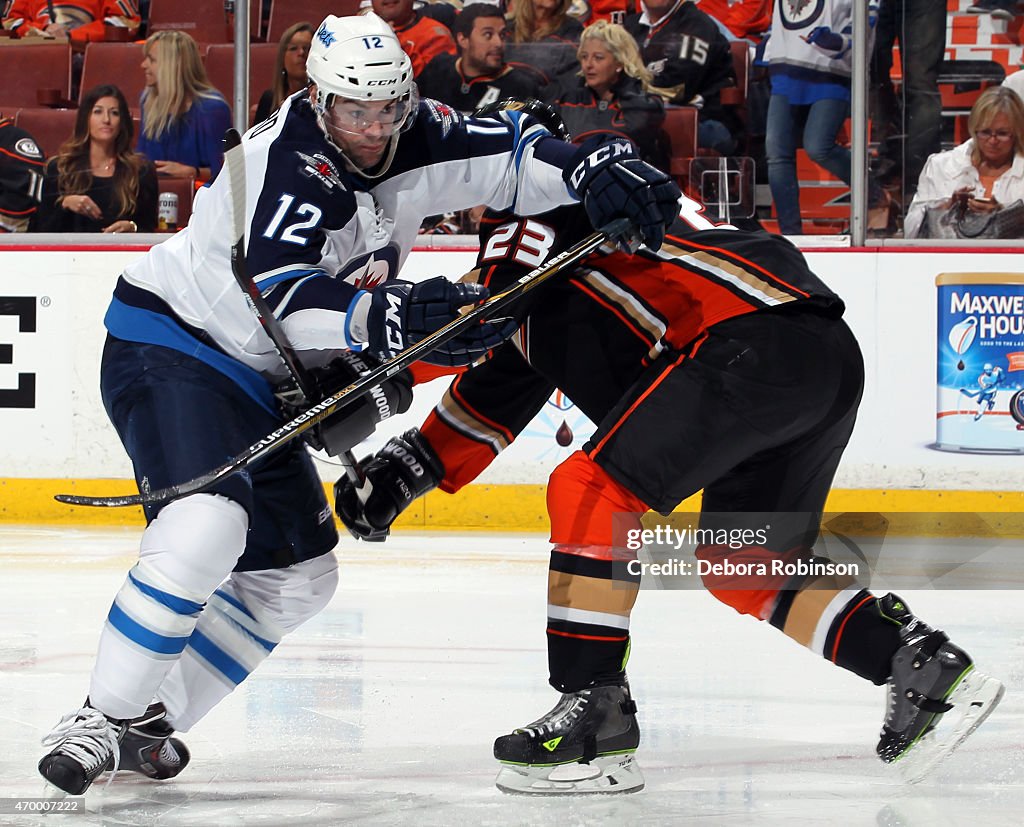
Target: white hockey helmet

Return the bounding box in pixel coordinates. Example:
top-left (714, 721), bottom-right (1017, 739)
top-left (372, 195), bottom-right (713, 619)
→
top-left (307, 13), bottom-right (418, 174)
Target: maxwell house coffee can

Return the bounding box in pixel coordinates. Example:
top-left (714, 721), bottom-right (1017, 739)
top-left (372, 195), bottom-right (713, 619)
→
top-left (935, 273), bottom-right (1024, 453)
top-left (158, 192), bottom-right (179, 231)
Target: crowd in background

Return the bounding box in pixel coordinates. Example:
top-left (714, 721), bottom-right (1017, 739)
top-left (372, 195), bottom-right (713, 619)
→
top-left (3, 0), bottom-right (1024, 240)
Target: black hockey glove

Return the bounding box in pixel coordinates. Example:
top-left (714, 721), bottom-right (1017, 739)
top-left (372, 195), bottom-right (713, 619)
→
top-left (367, 277), bottom-right (516, 367)
top-left (334, 429), bottom-right (444, 541)
top-left (565, 136), bottom-right (681, 252)
top-left (275, 351), bottom-right (413, 456)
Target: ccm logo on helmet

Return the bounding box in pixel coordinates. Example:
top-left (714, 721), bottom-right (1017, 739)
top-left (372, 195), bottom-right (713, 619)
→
top-left (367, 78), bottom-right (398, 87)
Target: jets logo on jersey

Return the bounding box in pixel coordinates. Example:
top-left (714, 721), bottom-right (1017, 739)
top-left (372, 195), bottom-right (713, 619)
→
top-left (337, 247), bottom-right (399, 290)
top-left (297, 152), bottom-right (345, 192)
top-left (424, 99), bottom-right (461, 139)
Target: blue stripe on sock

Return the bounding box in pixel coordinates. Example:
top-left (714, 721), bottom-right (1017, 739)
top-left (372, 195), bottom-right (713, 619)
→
top-left (129, 572), bottom-right (204, 616)
top-left (213, 588), bottom-right (255, 619)
top-left (108, 602), bottom-right (190, 655)
top-left (212, 590), bottom-right (277, 652)
top-left (188, 629), bottom-right (250, 685)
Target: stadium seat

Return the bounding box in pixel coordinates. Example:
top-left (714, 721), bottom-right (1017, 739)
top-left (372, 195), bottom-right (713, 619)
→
top-left (14, 107), bottom-right (76, 159)
top-left (0, 43), bottom-right (72, 110)
top-left (147, 0), bottom-right (231, 43)
top-left (266, 0), bottom-right (363, 43)
top-left (79, 43), bottom-right (148, 112)
top-left (720, 40), bottom-right (750, 108)
top-left (203, 43), bottom-right (278, 111)
top-left (663, 106), bottom-right (698, 186)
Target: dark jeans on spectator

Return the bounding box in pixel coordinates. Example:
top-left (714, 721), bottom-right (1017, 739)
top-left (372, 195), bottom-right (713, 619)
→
top-left (766, 94), bottom-right (851, 235)
top-left (870, 0), bottom-right (947, 201)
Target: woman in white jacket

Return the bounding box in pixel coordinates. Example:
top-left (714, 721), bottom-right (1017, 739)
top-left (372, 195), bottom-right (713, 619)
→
top-left (906, 86), bottom-right (1024, 239)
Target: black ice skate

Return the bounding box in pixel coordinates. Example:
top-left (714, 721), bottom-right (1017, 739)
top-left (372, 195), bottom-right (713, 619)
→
top-left (493, 684), bottom-right (643, 794)
top-left (876, 593), bottom-right (1003, 783)
top-left (38, 703), bottom-right (128, 795)
top-left (119, 702), bottom-right (190, 781)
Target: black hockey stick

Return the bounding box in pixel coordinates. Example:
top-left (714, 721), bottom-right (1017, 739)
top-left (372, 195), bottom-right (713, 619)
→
top-left (55, 220), bottom-right (623, 508)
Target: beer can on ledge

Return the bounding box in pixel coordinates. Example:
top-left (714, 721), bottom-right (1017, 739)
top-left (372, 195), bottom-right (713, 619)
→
top-left (158, 192), bottom-right (179, 231)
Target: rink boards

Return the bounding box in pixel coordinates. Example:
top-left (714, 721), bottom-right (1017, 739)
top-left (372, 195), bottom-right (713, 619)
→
top-left (1, 239), bottom-right (1023, 526)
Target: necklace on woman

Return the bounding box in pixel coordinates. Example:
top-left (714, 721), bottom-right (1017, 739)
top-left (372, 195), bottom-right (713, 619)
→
top-left (93, 158), bottom-right (116, 174)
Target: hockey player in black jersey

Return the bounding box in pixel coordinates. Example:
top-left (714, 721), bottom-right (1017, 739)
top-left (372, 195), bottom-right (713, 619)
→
top-left (0, 117), bottom-right (45, 233)
top-left (417, 3), bottom-right (542, 113)
top-left (336, 99), bottom-right (1004, 794)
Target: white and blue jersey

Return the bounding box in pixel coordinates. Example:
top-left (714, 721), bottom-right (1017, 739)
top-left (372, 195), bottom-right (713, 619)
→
top-left (104, 93), bottom-right (578, 413)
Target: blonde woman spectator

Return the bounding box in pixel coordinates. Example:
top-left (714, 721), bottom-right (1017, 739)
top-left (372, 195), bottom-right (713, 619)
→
top-left (553, 20), bottom-right (668, 170)
top-left (33, 84), bottom-right (157, 233)
top-left (253, 21), bottom-right (314, 126)
top-left (137, 30), bottom-right (232, 181)
top-left (906, 86), bottom-right (1024, 239)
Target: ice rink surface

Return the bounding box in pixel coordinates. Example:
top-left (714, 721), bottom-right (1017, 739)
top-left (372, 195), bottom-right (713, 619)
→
top-left (0, 525), bottom-right (1021, 826)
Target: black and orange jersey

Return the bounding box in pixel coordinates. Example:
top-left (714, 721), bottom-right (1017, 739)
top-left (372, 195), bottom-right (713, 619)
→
top-left (417, 53), bottom-right (542, 114)
top-left (420, 200), bottom-right (843, 492)
top-left (0, 117), bottom-right (45, 232)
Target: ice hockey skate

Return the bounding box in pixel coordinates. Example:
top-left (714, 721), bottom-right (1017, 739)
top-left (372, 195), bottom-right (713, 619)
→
top-left (875, 594), bottom-right (1004, 783)
top-left (118, 702), bottom-right (191, 781)
top-left (493, 684), bottom-right (643, 794)
top-left (38, 703), bottom-right (128, 795)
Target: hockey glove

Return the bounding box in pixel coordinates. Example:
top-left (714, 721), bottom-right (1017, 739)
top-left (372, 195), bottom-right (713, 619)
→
top-left (805, 26), bottom-right (845, 54)
top-left (367, 277), bottom-right (515, 367)
top-left (565, 136), bottom-right (681, 252)
top-left (334, 429), bottom-right (444, 541)
top-left (275, 351), bottom-right (413, 456)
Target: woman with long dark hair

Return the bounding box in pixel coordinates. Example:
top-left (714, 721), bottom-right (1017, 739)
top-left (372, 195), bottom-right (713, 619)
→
top-left (253, 21), bottom-right (314, 126)
top-left (33, 84), bottom-right (157, 233)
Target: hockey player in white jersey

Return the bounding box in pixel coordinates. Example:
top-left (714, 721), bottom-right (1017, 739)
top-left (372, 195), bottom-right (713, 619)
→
top-left (38, 13), bottom-right (681, 796)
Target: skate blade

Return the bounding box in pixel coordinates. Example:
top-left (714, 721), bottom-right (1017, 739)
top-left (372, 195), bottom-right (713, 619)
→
top-left (495, 753), bottom-right (644, 795)
top-left (897, 669), bottom-right (1004, 784)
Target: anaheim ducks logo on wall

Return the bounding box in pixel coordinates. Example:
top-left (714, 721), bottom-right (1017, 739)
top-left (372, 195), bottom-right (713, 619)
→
top-left (780, 0), bottom-right (824, 29)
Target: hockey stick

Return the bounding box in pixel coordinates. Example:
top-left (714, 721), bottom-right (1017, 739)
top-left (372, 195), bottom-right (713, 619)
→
top-left (221, 129), bottom-right (369, 506)
top-left (55, 219), bottom-right (623, 508)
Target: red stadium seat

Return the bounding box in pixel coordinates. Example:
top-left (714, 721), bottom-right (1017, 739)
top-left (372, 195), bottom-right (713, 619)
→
top-left (79, 42), bottom-right (148, 112)
top-left (0, 42), bottom-right (72, 110)
top-left (203, 43), bottom-right (278, 111)
top-left (663, 106), bottom-right (698, 186)
top-left (147, 0), bottom-right (231, 43)
top-left (720, 40), bottom-right (750, 108)
top-left (14, 107), bottom-right (76, 159)
top-left (266, 0), bottom-right (363, 43)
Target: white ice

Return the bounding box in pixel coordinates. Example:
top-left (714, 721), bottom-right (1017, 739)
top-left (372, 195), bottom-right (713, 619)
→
top-left (0, 526), bottom-right (1021, 826)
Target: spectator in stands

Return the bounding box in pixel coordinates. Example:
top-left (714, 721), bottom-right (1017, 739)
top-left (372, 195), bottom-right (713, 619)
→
top-left (253, 20), bottom-right (314, 125)
top-left (967, 1), bottom-right (1020, 22)
top-left (553, 20), bottom-right (668, 171)
top-left (32, 84), bottom-right (157, 233)
top-left (870, 0), bottom-right (947, 210)
top-left (0, 116), bottom-right (45, 233)
top-left (505, 0), bottom-right (583, 93)
top-left (905, 86), bottom-right (1024, 239)
top-left (2, 0), bottom-right (140, 43)
top-left (137, 30), bottom-right (232, 181)
top-left (418, 4), bottom-right (540, 113)
top-left (765, 0), bottom-right (884, 235)
top-left (624, 0), bottom-right (739, 155)
top-left (697, 0), bottom-right (770, 44)
top-left (371, 0), bottom-right (457, 77)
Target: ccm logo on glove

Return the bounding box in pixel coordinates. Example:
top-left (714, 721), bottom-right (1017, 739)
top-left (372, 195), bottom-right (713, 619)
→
top-left (568, 141), bottom-right (633, 191)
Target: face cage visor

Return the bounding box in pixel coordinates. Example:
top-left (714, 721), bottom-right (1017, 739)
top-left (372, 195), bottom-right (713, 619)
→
top-left (321, 87), bottom-right (419, 143)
